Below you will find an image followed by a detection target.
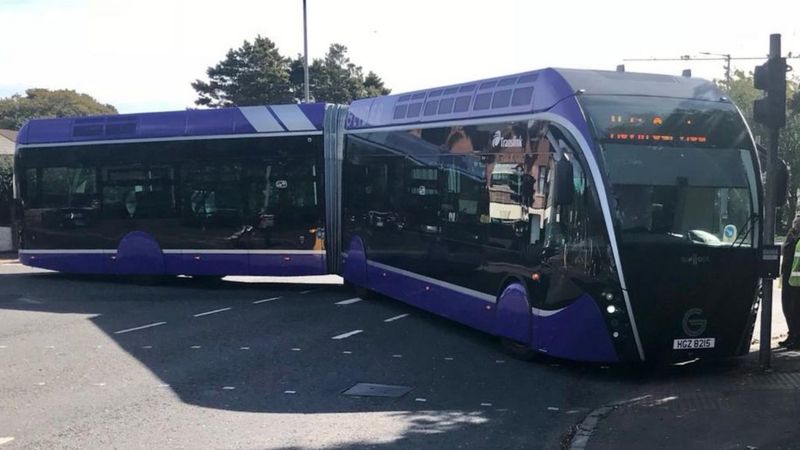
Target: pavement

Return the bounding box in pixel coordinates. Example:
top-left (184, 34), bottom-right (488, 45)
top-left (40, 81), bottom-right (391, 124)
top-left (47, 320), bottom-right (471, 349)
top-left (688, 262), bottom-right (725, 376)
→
top-left (575, 282), bottom-right (800, 450)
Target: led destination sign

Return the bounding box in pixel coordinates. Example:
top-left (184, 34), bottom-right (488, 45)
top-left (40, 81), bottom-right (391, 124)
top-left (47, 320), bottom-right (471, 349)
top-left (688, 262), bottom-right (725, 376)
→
top-left (580, 95), bottom-right (752, 150)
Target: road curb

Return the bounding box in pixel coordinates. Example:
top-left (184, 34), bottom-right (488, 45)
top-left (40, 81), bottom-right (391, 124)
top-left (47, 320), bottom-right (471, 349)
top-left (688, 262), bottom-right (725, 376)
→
top-left (567, 395), bottom-right (652, 450)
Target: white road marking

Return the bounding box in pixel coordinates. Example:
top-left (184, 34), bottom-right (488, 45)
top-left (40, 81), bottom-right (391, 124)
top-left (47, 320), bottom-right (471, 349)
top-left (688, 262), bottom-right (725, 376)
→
top-left (335, 297), bottom-right (363, 305)
top-left (415, 398), bottom-right (427, 402)
top-left (240, 346), bottom-right (250, 350)
top-left (291, 348), bottom-right (302, 351)
top-left (142, 345), bottom-right (153, 349)
top-left (444, 357), bottom-right (454, 361)
top-left (332, 330), bottom-right (363, 340)
top-left (480, 402), bottom-right (493, 407)
top-left (392, 354), bottom-right (403, 358)
top-left (299, 289), bottom-right (315, 294)
top-left (0, 437), bottom-right (14, 446)
top-left (193, 307), bottom-right (232, 317)
top-left (191, 345), bottom-right (202, 349)
top-left (253, 296), bottom-right (280, 304)
top-left (284, 390), bottom-right (297, 394)
top-left (114, 321), bottom-right (167, 335)
top-left (342, 351), bottom-right (353, 354)
top-left (548, 407), bottom-right (560, 411)
top-left (222, 386), bottom-right (236, 390)
top-left (384, 313), bottom-right (409, 322)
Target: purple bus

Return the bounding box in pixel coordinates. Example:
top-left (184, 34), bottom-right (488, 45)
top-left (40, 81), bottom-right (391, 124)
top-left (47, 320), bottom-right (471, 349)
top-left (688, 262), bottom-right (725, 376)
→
top-left (337, 68), bottom-right (764, 363)
top-left (14, 104), bottom-right (332, 277)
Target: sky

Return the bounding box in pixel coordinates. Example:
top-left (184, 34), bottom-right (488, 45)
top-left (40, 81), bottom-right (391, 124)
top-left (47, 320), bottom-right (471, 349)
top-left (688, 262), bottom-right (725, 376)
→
top-left (1, 0), bottom-right (798, 114)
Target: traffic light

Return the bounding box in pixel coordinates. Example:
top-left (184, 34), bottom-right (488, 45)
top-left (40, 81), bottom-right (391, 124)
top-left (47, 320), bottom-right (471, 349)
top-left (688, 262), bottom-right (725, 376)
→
top-left (753, 56), bottom-right (787, 129)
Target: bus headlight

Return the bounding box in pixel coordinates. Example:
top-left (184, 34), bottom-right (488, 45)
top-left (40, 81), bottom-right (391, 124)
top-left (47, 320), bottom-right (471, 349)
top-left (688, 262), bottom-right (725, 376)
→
top-left (602, 291), bottom-right (614, 301)
top-left (606, 305), bottom-right (617, 314)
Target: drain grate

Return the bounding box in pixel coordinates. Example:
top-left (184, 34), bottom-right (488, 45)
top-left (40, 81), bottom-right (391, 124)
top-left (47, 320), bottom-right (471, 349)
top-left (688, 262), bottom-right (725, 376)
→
top-left (342, 383), bottom-right (412, 398)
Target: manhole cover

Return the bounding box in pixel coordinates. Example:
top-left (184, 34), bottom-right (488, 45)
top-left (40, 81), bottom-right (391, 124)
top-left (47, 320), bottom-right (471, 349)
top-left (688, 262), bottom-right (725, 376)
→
top-left (342, 383), bottom-right (412, 398)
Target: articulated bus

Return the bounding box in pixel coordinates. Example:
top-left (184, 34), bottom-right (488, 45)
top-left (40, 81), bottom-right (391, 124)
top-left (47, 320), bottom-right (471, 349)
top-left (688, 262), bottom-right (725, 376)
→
top-left (14, 104), bottom-right (331, 276)
top-left (336, 68), bottom-right (763, 363)
top-left (15, 68), bottom-right (764, 363)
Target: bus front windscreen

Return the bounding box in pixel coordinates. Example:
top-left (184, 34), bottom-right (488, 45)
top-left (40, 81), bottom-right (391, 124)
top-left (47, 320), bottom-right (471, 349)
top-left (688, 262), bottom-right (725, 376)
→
top-left (581, 95), bottom-right (759, 247)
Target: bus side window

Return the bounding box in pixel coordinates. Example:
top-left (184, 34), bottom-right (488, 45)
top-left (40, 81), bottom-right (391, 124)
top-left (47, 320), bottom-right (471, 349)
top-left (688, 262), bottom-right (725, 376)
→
top-left (24, 168), bottom-right (39, 208)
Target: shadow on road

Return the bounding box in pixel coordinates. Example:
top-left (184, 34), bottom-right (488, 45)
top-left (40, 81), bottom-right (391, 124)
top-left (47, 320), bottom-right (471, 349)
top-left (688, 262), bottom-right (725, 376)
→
top-left (0, 269), bottom-right (764, 448)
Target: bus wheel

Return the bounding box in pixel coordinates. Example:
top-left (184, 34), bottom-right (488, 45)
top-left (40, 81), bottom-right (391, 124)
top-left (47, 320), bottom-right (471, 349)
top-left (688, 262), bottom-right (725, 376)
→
top-left (194, 275), bottom-right (225, 288)
top-left (501, 337), bottom-right (538, 361)
top-left (345, 281), bottom-right (372, 299)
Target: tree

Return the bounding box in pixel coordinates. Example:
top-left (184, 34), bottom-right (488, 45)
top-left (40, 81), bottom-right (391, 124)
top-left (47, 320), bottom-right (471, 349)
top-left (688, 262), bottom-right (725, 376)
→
top-left (192, 36), bottom-right (294, 107)
top-left (722, 70), bottom-right (800, 232)
top-left (0, 89), bottom-right (117, 130)
top-left (290, 44), bottom-right (390, 104)
top-left (193, 37), bottom-right (390, 106)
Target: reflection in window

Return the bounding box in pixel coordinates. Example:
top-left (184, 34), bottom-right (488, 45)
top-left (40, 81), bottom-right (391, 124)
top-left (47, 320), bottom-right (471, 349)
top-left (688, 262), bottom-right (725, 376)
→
top-left (40, 167), bottom-right (96, 208)
top-left (102, 165), bottom-right (174, 219)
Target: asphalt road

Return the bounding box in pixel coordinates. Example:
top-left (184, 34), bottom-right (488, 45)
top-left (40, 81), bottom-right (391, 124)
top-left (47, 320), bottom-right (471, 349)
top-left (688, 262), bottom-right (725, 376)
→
top-left (0, 263), bottom-right (759, 449)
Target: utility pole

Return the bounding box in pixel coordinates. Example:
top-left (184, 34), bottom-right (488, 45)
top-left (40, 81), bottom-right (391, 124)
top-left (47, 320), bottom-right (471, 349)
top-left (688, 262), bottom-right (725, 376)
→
top-left (700, 52), bottom-right (731, 91)
top-left (753, 34), bottom-right (789, 371)
top-left (302, 0), bottom-right (310, 103)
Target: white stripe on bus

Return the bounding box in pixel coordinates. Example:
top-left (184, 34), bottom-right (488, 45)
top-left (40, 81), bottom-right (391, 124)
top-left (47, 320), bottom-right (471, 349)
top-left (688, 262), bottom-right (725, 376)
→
top-left (270, 105), bottom-right (317, 131)
top-left (239, 106), bottom-right (286, 132)
top-left (20, 249), bottom-right (324, 255)
top-left (161, 249), bottom-right (325, 255)
top-left (366, 260), bottom-right (496, 303)
top-left (531, 306), bottom-right (568, 317)
top-left (19, 249), bottom-right (116, 254)
top-left (15, 131), bottom-right (322, 149)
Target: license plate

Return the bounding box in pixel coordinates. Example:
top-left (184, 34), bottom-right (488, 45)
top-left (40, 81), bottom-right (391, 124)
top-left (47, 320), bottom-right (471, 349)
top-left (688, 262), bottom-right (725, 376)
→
top-left (673, 338), bottom-right (715, 350)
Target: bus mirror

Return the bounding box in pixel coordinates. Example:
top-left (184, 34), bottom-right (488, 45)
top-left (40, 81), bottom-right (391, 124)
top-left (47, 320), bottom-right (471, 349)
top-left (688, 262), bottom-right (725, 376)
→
top-left (553, 158), bottom-right (574, 206)
top-left (776, 158), bottom-right (789, 207)
top-left (529, 213), bottom-right (541, 244)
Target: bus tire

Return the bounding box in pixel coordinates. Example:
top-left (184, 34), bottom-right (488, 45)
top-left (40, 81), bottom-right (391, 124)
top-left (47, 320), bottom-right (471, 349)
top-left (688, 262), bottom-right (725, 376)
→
top-left (501, 337), bottom-right (539, 361)
top-left (194, 275), bottom-right (225, 288)
top-left (346, 281), bottom-right (372, 299)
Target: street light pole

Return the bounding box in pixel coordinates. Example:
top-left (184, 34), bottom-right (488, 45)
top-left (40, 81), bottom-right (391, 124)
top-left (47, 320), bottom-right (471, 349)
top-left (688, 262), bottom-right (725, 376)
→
top-left (302, 0), bottom-right (310, 103)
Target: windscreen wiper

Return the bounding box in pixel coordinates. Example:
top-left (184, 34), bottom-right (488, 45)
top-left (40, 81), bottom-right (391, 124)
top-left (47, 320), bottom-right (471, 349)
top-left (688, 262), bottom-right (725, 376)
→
top-left (733, 213), bottom-right (759, 248)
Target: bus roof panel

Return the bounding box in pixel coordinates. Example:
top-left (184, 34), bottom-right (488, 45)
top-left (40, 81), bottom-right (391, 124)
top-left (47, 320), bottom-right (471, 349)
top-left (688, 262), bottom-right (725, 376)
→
top-left (344, 68), bottom-right (725, 130)
top-left (17, 103), bottom-right (327, 146)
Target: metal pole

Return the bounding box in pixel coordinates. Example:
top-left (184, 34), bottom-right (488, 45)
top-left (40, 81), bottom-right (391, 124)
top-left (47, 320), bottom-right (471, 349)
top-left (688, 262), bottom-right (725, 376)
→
top-left (759, 34), bottom-right (782, 371)
top-left (302, 0), bottom-right (310, 103)
top-left (725, 54), bottom-right (732, 92)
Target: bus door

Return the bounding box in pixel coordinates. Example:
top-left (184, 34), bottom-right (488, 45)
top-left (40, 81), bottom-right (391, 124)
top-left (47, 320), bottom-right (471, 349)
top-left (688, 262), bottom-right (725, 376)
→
top-left (532, 124), bottom-right (608, 353)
